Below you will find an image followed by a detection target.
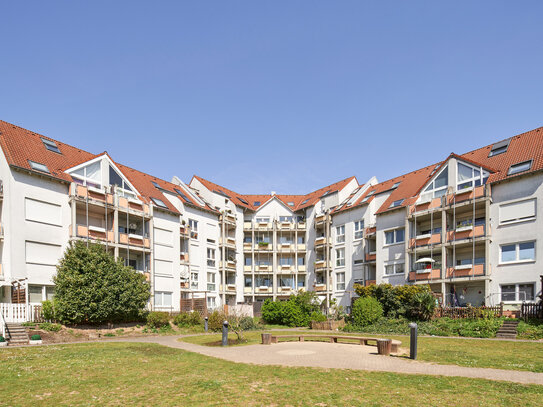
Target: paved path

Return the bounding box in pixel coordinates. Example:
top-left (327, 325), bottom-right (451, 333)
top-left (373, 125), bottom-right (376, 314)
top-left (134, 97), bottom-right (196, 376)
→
top-left (110, 335), bottom-right (543, 386)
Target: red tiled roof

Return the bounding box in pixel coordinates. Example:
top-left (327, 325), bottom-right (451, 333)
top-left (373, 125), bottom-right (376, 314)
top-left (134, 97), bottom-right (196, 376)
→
top-left (0, 120), bottom-right (215, 215)
top-left (192, 175), bottom-right (358, 211)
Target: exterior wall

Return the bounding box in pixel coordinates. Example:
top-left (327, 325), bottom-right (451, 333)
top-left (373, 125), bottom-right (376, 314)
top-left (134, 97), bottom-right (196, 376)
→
top-left (376, 208), bottom-right (408, 286)
top-left (489, 173), bottom-right (543, 306)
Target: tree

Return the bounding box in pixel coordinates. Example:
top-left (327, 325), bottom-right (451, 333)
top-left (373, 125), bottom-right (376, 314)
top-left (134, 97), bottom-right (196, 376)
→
top-left (53, 241), bottom-right (150, 324)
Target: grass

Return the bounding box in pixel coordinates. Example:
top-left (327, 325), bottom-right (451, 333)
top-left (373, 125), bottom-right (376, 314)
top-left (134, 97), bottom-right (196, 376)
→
top-left (1, 342), bottom-right (542, 406)
top-left (182, 330), bottom-right (543, 372)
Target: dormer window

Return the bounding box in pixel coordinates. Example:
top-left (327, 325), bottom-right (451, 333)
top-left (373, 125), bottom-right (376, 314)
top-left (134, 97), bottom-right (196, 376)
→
top-left (508, 160), bottom-right (532, 176)
top-left (41, 138), bottom-right (61, 154)
top-left (151, 197), bottom-right (168, 208)
top-left (389, 199), bottom-right (404, 208)
top-left (28, 160), bottom-right (50, 174)
top-left (70, 161), bottom-right (101, 189)
top-left (488, 138), bottom-right (510, 157)
top-left (361, 190), bottom-right (375, 203)
top-left (109, 166), bottom-right (135, 198)
top-left (174, 188), bottom-right (191, 203)
top-left (238, 197), bottom-right (249, 205)
top-left (421, 166), bottom-right (448, 201)
top-left (457, 162), bottom-right (489, 191)
top-left (254, 201), bottom-right (261, 206)
top-left (301, 199), bottom-right (309, 205)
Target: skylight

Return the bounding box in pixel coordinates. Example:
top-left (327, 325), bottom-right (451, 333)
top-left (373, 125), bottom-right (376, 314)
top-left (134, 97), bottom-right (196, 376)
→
top-left (213, 189), bottom-right (231, 199)
top-left (391, 182), bottom-right (401, 189)
top-left (151, 181), bottom-right (161, 189)
top-left (361, 190), bottom-right (375, 203)
top-left (321, 190), bottom-right (332, 197)
top-left (174, 188), bottom-right (191, 203)
top-left (508, 160), bottom-right (532, 176)
top-left (301, 199), bottom-right (309, 205)
top-left (28, 160), bottom-right (50, 174)
top-left (150, 197), bottom-right (168, 208)
top-left (287, 202), bottom-right (294, 206)
top-left (238, 197), bottom-right (249, 205)
top-left (254, 201), bottom-right (261, 206)
top-left (489, 138), bottom-right (511, 157)
top-left (389, 199), bottom-right (404, 208)
top-left (41, 138), bottom-right (61, 154)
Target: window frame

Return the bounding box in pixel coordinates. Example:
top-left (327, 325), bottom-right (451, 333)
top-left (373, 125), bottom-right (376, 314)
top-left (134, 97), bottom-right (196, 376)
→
top-left (354, 220), bottom-right (364, 240)
top-left (28, 160), bottom-right (50, 174)
top-left (384, 261), bottom-right (405, 276)
top-left (508, 160), bottom-right (533, 176)
top-left (383, 227), bottom-right (405, 246)
top-left (500, 283), bottom-right (536, 303)
top-left (336, 225), bottom-right (345, 243)
top-left (335, 248), bottom-right (345, 267)
top-left (499, 241), bottom-right (536, 265)
top-left (499, 198), bottom-right (537, 226)
top-left (336, 272), bottom-right (346, 291)
top-left (150, 197), bottom-right (168, 208)
top-left (41, 138), bottom-right (61, 154)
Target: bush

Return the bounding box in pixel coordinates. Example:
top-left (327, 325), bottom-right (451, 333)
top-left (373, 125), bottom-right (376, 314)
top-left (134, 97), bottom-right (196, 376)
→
top-left (208, 310), bottom-right (227, 332)
top-left (517, 319), bottom-right (543, 340)
top-left (0, 336), bottom-right (5, 342)
top-left (41, 299), bottom-right (56, 321)
top-left (261, 291), bottom-right (323, 327)
top-left (38, 322), bottom-right (62, 332)
top-left (146, 311), bottom-right (170, 328)
top-left (261, 299), bottom-right (284, 325)
top-left (54, 242), bottom-right (150, 324)
top-left (351, 297), bottom-right (383, 326)
top-left (310, 311), bottom-right (327, 323)
top-left (238, 316), bottom-right (258, 331)
top-left (173, 311), bottom-right (202, 327)
top-left (30, 334), bottom-right (41, 340)
top-left (406, 291), bottom-right (436, 321)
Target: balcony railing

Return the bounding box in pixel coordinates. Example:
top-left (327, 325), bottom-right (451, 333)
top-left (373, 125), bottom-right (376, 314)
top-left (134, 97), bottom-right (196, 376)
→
top-left (409, 196), bottom-right (443, 216)
top-left (363, 226), bottom-right (377, 238)
top-left (72, 224), bottom-right (114, 242)
top-left (117, 196), bottom-right (149, 215)
top-left (446, 185), bottom-right (486, 205)
top-left (446, 225), bottom-right (486, 243)
top-left (409, 232), bottom-right (441, 248)
top-left (180, 252), bottom-right (189, 263)
top-left (365, 252), bottom-right (376, 262)
top-left (71, 184), bottom-right (114, 205)
top-left (446, 264), bottom-right (486, 278)
top-left (409, 268), bottom-right (441, 281)
top-left (119, 233), bottom-right (150, 248)
top-left (180, 225), bottom-right (190, 237)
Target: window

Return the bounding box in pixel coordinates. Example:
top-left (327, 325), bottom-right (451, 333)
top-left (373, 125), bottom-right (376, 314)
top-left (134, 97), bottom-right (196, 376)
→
top-left (296, 215), bottom-right (305, 223)
top-left (279, 216), bottom-right (293, 222)
top-left (151, 197), bottom-right (168, 208)
top-left (321, 190), bottom-right (332, 197)
top-left (301, 199), bottom-right (309, 205)
top-left (207, 296), bottom-right (216, 309)
top-left (28, 160), bottom-right (50, 174)
top-left (279, 236), bottom-right (293, 244)
top-left (457, 162), bottom-right (489, 191)
top-left (508, 160), bottom-right (532, 176)
top-left (256, 217), bottom-right (269, 223)
top-left (29, 285), bottom-right (43, 303)
top-left (109, 166), bottom-right (134, 197)
top-left (254, 201), bottom-right (261, 206)
top-left (154, 291), bottom-right (173, 307)
top-left (297, 235), bottom-right (305, 244)
top-left (501, 283), bottom-right (535, 302)
top-left (151, 181), bottom-right (161, 189)
top-left (298, 257), bottom-right (305, 266)
top-left (41, 138), bottom-right (61, 153)
top-left (488, 138), bottom-right (510, 157)
top-left (70, 161), bottom-right (101, 188)
top-left (244, 236), bottom-right (252, 243)
top-left (174, 188), bottom-right (191, 203)
top-left (279, 257), bottom-right (293, 266)
top-left (244, 257), bottom-right (252, 266)
top-left (391, 181), bottom-right (401, 189)
top-left (190, 272), bottom-right (198, 289)
top-left (354, 221), bottom-right (364, 239)
top-left (189, 219), bottom-right (198, 231)
top-left (361, 190), bottom-right (375, 203)
top-left (354, 259), bottom-right (364, 265)
top-left (336, 248), bottom-right (345, 267)
top-left (384, 262), bottom-right (404, 275)
top-left (421, 166), bottom-right (448, 200)
top-left (336, 225), bottom-right (345, 243)
top-left (238, 197), bottom-right (249, 205)
top-left (287, 201), bottom-right (294, 206)
top-left (500, 241), bottom-right (535, 263)
top-left (244, 275), bottom-right (252, 288)
top-left (389, 199), bottom-right (404, 208)
top-left (336, 272), bottom-right (345, 291)
top-left (384, 228), bottom-right (405, 245)
top-left (500, 199), bottom-right (536, 225)
top-left (207, 248), bottom-right (216, 267)
top-left (207, 272), bottom-right (216, 291)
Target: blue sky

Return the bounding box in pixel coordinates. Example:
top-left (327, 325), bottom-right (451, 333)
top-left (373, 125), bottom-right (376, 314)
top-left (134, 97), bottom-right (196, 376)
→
top-left (1, 1), bottom-right (542, 194)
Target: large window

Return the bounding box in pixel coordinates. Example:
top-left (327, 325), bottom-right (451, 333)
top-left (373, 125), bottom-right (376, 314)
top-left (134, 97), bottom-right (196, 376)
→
top-left (336, 248), bottom-right (345, 267)
top-left (500, 241), bottom-right (535, 264)
top-left (336, 225), bottom-right (345, 243)
top-left (70, 161), bottom-right (101, 188)
top-left (384, 262), bottom-right (404, 275)
top-left (354, 220), bottom-right (364, 240)
top-left (421, 166), bottom-right (448, 200)
top-left (336, 272), bottom-right (345, 291)
top-left (457, 162), bottom-right (489, 191)
top-left (207, 248), bottom-right (216, 267)
top-left (154, 291), bottom-right (172, 307)
top-left (109, 166), bottom-right (135, 197)
top-left (207, 272), bottom-right (216, 291)
top-left (501, 283), bottom-right (535, 302)
top-left (499, 199), bottom-right (536, 225)
top-left (384, 228), bottom-right (405, 245)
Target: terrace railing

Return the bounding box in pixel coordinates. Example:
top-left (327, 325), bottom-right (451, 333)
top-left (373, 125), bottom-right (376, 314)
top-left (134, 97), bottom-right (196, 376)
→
top-left (435, 305), bottom-right (503, 319)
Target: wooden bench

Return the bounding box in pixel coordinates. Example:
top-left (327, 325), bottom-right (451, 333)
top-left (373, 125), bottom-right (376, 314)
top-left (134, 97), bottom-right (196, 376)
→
top-left (262, 334), bottom-right (401, 353)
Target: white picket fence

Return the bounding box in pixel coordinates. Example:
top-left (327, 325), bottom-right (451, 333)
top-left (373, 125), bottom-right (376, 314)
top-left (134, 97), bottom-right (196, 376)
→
top-left (0, 303), bottom-right (42, 323)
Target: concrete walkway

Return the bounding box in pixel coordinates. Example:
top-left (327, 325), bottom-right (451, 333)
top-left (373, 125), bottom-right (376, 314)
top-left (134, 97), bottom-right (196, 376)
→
top-left (111, 335), bottom-right (543, 386)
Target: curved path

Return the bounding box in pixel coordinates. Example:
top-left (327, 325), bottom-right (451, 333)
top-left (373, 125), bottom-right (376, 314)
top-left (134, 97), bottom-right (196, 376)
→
top-left (111, 335), bottom-right (543, 385)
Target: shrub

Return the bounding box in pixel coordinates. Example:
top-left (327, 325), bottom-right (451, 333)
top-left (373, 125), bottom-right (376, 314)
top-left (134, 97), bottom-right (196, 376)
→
top-left (173, 311), bottom-right (202, 327)
top-left (208, 310), bottom-right (227, 332)
top-left (41, 299), bottom-right (56, 321)
top-left (517, 319), bottom-right (543, 340)
top-left (146, 311), bottom-right (170, 328)
top-left (261, 299), bottom-right (284, 325)
top-left (103, 333), bottom-right (115, 337)
top-left (54, 242), bottom-right (150, 324)
top-left (310, 311), bottom-right (327, 323)
top-left (239, 316), bottom-right (258, 331)
top-left (406, 291), bottom-right (436, 321)
top-left (38, 322), bottom-right (62, 332)
top-left (279, 301), bottom-right (305, 327)
top-left (261, 291), bottom-right (323, 327)
top-left (30, 334), bottom-right (41, 340)
top-left (351, 297), bottom-right (383, 326)
top-left (0, 336), bottom-right (5, 342)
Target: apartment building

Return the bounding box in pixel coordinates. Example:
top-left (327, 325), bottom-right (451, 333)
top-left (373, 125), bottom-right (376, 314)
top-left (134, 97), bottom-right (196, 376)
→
top-left (0, 119), bottom-right (541, 314)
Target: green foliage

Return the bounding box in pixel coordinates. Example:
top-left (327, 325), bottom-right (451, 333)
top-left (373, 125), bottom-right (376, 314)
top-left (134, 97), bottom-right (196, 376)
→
top-left (261, 291), bottom-right (324, 327)
top-left (21, 322), bottom-right (36, 327)
top-left (53, 242), bottom-right (150, 324)
top-left (173, 311), bottom-right (203, 327)
top-left (38, 322), bottom-right (62, 332)
top-left (0, 336), bottom-right (5, 342)
top-left (146, 312), bottom-right (171, 328)
top-left (516, 319), bottom-right (543, 340)
top-left (406, 292), bottom-right (436, 321)
top-left (238, 316), bottom-right (259, 331)
top-left (310, 311), bottom-right (327, 323)
top-left (30, 334), bottom-right (41, 340)
top-left (207, 310), bottom-right (227, 332)
top-left (351, 297), bottom-right (383, 326)
top-left (41, 299), bottom-right (57, 321)
top-left (103, 333), bottom-right (115, 337)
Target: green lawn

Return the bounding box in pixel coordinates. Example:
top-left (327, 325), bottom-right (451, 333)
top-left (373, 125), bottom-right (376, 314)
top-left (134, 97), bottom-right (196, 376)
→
top-left (182, 330), bottom-right (543, 372)
top-left (1, 342), bottom-right (542, 406)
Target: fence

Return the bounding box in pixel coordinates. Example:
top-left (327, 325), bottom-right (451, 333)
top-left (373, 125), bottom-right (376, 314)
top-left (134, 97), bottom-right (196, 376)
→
top-left (0, 303), bottom-right (44, 323)
top-left (521, 303), bottom-right (543, 321)
top-left (435, 305), bottom-right (503, 319)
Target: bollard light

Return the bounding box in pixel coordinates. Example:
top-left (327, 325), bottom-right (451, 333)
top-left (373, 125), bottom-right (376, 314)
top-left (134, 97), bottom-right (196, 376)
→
top-left (204, 316), bottom-right (209, 332)
top-left (222, 320), bottom-right (229, 347)
top-left (409, 322), bottom-right (418, 360)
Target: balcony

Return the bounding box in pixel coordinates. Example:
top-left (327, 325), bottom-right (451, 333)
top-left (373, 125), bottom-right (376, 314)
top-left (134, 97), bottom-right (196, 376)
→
top-left (119, 233), bottom-right (150, 249)
top-left (409, 197), bottom-right (442, 216)
top-left (278, 243), bottom-right (294, 251)
top-left (72, 224), bottom-right (114, 242)
top-left (278, 286), bottom-right (293, 295)
top-left (446, 264), bottom-right (486, 278)
top-left (243, 265), bottom-right (252, 272)
top-left (117, 196), bottom-right (150, 216)
top-left (446, 225), bottom-right (486, 243)
top-left (364, 226), bottom-right (377, 238)
top-left (256, 222), bottom-right (272, 230)
top-left (243, 287), bottom-right (252, 294)
top-left (314, 214), bottom-right (326, 227)
top-left (180, 280), bottom-right (190, 290)
top-left (409, 233), bottom-right (441, 249)
top-left (221, 213), bottom-right (236, 226)
top-left (297, 265), bottom-right (306, 272)
top-left (243, 242), bottom-right (253, 252)
top-left (255, 286), bottom-right (273, 294)
top-left (180, 252), bottom-right (189, 264)
top-left (314, 260), bottom-right (330, 271)
top-left (219, 236), bottom-right (236, 249)
top-left (364, 280), bottom-right (376, 287)
top-left (255, 265), bottom-right (271, 272)
top-left (219, 260), bottom-right (237, 271)
top-left (314, 283), bottom-right (332, 292)
top-left (446, 185), bottom-right (486, 206)
top-left (255, 242), bottom-right (272, 251)
top-left (243, 222), bottom-right (253, 230)
top-left (278, 221), bottom-right (294, 231)
top-left (71, 184), bottom-right (114, 206)
top-left (220, 284), bottom-right (236, 294)
top-left (365, 252), bottom-right (376, 262)
top-left (296, 243), bottom-right (306, 251)
top-left (297, 222), bottom-right (306, 230)
top-left (279, 265), bottom-right (294, 272)
top-left (180, 225), bottom-right (190, 238)
top-left (314, 236), bottom-right (331, 248)
top-left (409, 268), bottom-right (441, 281)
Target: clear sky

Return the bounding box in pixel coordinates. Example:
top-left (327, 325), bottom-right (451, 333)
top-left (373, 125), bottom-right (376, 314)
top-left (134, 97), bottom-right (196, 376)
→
top-left (1, 1), bottom-right (542, 194)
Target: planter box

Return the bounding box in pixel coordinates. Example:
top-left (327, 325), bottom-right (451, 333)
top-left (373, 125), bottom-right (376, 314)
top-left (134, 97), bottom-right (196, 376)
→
top-left (29, 340), bottom-right (42, 345)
